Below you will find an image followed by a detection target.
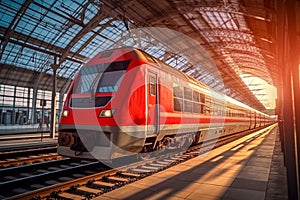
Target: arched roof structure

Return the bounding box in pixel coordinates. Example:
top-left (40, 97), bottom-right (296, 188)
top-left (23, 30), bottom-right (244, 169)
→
top-left (0, 0), bottom-right (291, 111)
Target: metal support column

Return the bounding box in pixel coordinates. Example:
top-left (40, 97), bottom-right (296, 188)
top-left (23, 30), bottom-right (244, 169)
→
top-left (50, 59), bottom-right (58, 138)
top-left (282, 58), bottom-right (299, 200)
top-left (12, 86), bottom-right (16, 124)
top-left (276, 0), bottom-right (286, 157)
top-left (282, 52), bottom-right (299, 199)
top-left (281, 0), bottom-right (300, 198)
top-left (31, 88), bottom-right (37, 124)
top-left (27, 88), bottom-right (30, 124)
top-left (287, 0), bottom-right (300, 197)
top-left (58, 92), bottom-right (64, 119)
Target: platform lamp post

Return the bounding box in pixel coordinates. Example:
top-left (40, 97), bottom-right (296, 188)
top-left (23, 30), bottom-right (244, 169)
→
top-left (50, 59), bottom-right (58, 139)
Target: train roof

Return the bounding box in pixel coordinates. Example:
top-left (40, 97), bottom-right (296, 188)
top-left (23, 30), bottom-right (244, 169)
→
top-left (88, 47), bottom-right (270, 116)
top-left (131, 47), bottom-right (267, 115)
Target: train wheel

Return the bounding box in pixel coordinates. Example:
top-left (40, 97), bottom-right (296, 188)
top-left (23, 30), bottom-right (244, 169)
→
top-left (139, 152), bottom-right (152, 160)
top-left (139, 146), bottom-right (152, 160)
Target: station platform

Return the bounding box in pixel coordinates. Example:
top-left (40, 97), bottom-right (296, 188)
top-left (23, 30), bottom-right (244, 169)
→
top-left (96, 124), bottom-right (287, 200)
top-left (0, 132), bottom-right (57, 152)
top-left (0, 124), bottom-right (58, 135)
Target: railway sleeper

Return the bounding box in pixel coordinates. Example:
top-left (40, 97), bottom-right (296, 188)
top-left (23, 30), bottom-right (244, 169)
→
top-left (101, 175), bottom-right (129, 187)
top-left (64, 185), bottom-right (99, 199)
top-left (91, 180), bottom-right (115, 188)
top-left (57, 192), bottom-right (86, 200)
top-left (76, 186), bottom-right (103, 195)
top-left (117, 171), bottom-right (141, 178)
top-left (88, 181), bottom-right (116, 193)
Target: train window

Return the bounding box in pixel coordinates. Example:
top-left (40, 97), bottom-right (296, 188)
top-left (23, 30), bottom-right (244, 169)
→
top-left (149, 76), bottom-right (156, 96)
top-left (215, 107), bottom-right (220, 116)
top-left (193, 91), bottom-right (200, 102)
top-left (97, 70), bottom-right (125, 92)
top-left (105, 60), bottom-right (131, 72)
top-left (212, 107), bottom-right (218, 116)
top-left (74, 73), bottom-right (98, 93)
top-left (184, 100), bottom-right (192, 112)
top-left (173, 84), bottom-right (184, 112)
top-left (184, 88), bottom-right (193, 100)
top-left (200, 93), bottom-right (205, 104)
top-left (173, 84), bottom-right (183, 98)
top-left (174, 98), bottom-right (183, 111)
top-left (206, 107), bottom-right (210, 114)
top-left (75, 61), bottom-right (130, 94)
top-left (193, 102), bottom-right (200, 113)
top-left (200, 104), bottom-right (205, 114)
top-left (80, 60), bottom-right (130, 76)
top-left (70, 96), bottom-right (112, 108)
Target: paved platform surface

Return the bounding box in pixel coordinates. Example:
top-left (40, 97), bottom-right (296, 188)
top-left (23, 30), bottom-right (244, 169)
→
top-left (0, 132), bottom-right (57, 152)
top-left (0, 124), bottom-right (58, 135)
top-left (95, 124), bottom-right (287, 200)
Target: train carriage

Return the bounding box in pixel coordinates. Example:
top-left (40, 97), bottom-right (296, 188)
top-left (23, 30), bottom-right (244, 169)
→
top-left (58, 47), bottom-right (274, 160)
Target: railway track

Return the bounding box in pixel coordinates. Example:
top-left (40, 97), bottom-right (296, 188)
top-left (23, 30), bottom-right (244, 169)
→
top-left (3, 124), bottom-right (276, 200)
top-left (0, 141), bottom-right (57, 154)
top-left (0, 146), bottom-right (58, 168)
top-left (0, 152), bottom-right (63, 168)
top-left (0, 158), bottom-right (109, 199)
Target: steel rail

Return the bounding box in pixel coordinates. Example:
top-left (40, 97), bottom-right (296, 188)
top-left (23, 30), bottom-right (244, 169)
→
top-left (6, 124), bottom-right (276, 200)
top-left (0, 153), bottom-right (63, 167)
top-left (8, 168), bottom-right (118, 200)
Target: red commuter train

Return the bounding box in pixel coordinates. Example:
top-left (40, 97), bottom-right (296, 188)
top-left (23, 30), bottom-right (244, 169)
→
top-left (58, 47), bottom-right (275, 160)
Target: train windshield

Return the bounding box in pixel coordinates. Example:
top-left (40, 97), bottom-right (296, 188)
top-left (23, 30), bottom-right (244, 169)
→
top-left (74, 60), bottom-right (130, 94)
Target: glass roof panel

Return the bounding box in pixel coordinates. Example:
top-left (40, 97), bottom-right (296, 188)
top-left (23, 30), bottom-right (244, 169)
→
top-left (57, 60), bottom-right (81, 78)
top-left (123, 38), bottom-right (136, 47)
top-left (0, 0), bottom-right (275, 111)
top-left (15, 15), bottom-right (36, 34)
top-left (1, 42), bottom-right (54, 73)
top-left (25, 8), bottom-right (64, 43)
top-left (240, 74), bottom-right (277, 109)
top-left (0, 2), bottom-right (18, 28)
top-left (70, 31), bottom-right (92, 52)
top-left (83, 3), bottom-right (98, 24)
top-left (80, 34), bottom-right (111, 56)
top-left (55, 24), bottom-right (83, 48)
top-left (54, 0), bottom-right (85, 17)
top-left (145, 46), bottom-right (166, 60)
top-left (100, 18), bottom-right (111, 25)
top-left (101, 25), bottom-right (122, 40)
top-left (219, 12), bottom-right (238, 30)
top-left (1, 43), bottom-right (21, 65)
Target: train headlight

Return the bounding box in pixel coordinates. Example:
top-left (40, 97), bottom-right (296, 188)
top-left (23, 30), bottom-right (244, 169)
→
top-left (62, 110), bottom-right (69, 117)
top-left (99, 109), bottom-right (115, 117)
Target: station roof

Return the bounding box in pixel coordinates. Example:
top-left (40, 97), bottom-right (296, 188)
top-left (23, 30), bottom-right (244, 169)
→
top-left (0, 0), bottom-right (293, 111)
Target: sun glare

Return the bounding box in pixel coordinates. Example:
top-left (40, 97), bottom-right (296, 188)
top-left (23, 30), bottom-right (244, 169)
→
top-left (240, 75), bottom-right (277, 109)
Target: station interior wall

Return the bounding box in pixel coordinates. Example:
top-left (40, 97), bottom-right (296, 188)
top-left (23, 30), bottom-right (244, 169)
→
top-left (0, 83), bottom-right (65, 133)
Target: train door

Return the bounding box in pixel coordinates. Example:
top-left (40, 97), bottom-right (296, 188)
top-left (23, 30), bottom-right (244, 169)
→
top-left (147, 71), bottom-right (160, 136)
top-left (249, 111), bottom-right (252, 129)
top-left (254, 112), bottom-right (257, 128)
top-left (259, 114), bottom-right (262, 127)
top-left (251, 112), bottom-right (256, 129)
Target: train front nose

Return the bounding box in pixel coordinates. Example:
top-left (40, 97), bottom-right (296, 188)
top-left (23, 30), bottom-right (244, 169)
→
top-left (58, 132), bottom-right (74, 147)
top-left (57, 129), bottom-right (114, 160)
